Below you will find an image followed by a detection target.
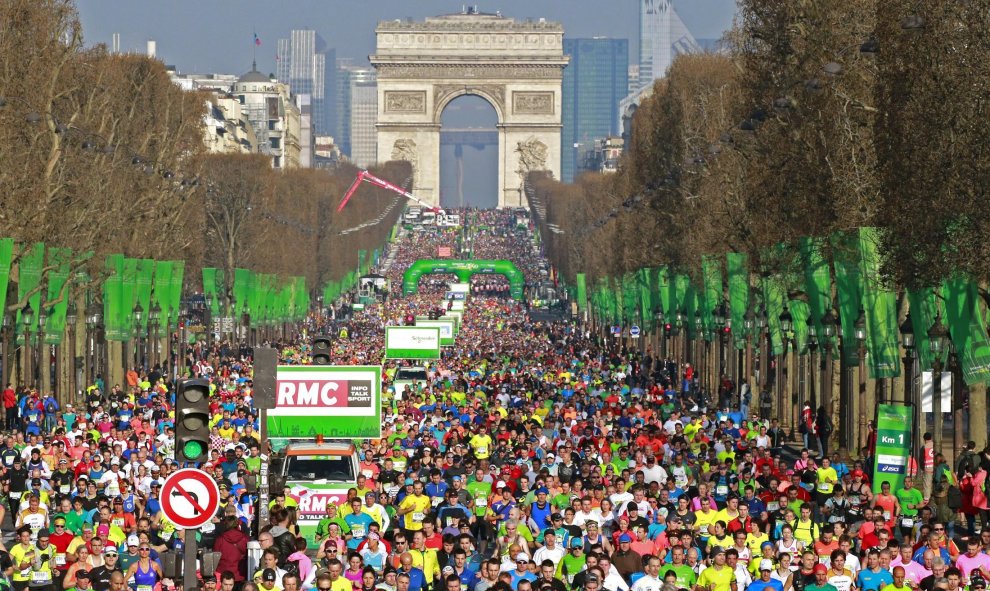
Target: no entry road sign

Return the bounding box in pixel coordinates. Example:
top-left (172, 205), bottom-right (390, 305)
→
top-left (160, 468), bottom-right (221, 530)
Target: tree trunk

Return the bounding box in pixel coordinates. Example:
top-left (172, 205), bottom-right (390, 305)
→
top-left (972, 384), bottom-right (988, 451)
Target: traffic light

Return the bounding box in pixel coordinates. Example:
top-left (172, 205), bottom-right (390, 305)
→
top-left (175, 378), bottom-right (211, 463)
top-left (312, 335), bottom-right (332, 365)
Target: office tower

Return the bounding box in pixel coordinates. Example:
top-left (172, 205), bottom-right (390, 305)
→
top-left (349, 68), bottom-right (377, 167)
top-left (639, 0), bottom-right (702, 84)
top-left (561, 38), bottom-right (629, 183)
top-left (275, 30), bottom-right (334, 137)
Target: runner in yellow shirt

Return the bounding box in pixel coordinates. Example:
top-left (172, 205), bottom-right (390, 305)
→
top-left (696, 548), bottom-right (738, 591)
top-left (469, 427), bottom-right (493, 460)
top-left (397, 480), bottom-right (432, 532)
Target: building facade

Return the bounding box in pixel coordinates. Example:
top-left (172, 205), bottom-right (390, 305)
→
top-left (561, 37), bottom-right (628, 183)
top-left (233, 67), bottom-right (302, 170)
top-left (202, 93), bottom-right (259, 154)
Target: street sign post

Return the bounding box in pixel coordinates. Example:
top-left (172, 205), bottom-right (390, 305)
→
top-left (161, 468), bottom-right (221, 591)
top-left (630, 326), bottom-right (641, 339)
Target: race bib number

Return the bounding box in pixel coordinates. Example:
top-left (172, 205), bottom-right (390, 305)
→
top-left (60, 485), bottom-right (70, 494)
top-left (387, 486), bottom-right (400, 497)
top-left (31, 571), bottom-right (51, 583)
top-left (161, 531), bottom-right (173, 541)
top-left (767, 502), bottom-right (780, 512)
top-left (901, 517), bottom-right (914, 528)
top-left (113, 518), bottom-right (125, 528)
top-left (10, 492), bottom-right (21, 500)
top-left (351, 524), bottom-right (366, 538)
top-left (817, 483), bottom-right (831, 493)
top-left (412, 512), bottom-right (426, 522)
top-left (202, 521), bottom-right (216, 533)
top-left (432, 497), bottom-right (443, 507)
top-left (716, 485), bottom-right (729, 496)
top-left (476, 447), bottom-right (488, 456)
top-left (55, 554), bottom-right (66, 567)
top-left (362, 470), bottom-right (375, 479)
top-left (138, 585), bottom-right (154, 591)
top-left (476, 497), bottom-right (488, 507)
top-left (883, 511), bottom-right (891, 521)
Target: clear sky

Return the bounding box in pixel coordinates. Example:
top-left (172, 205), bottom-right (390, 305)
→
top-left (76, 0), bottom-right (737, 75)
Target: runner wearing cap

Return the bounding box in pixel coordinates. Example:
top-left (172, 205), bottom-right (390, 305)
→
top-left (748, 560), bottom-right (784, 591)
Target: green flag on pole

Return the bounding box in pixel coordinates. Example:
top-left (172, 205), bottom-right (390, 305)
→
top-left (727, 253), bottom-right (750, 349)
top-left (941, 276), bottom-right (990, 385)
top-left (857, 227), bottom-right (901, 378)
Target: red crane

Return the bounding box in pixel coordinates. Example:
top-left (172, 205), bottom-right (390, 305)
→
top-left (336, 169), bottom-right (443, 213)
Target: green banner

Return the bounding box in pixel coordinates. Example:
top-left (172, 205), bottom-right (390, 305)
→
top-left (657, 266), bottom-right (671, 318)
top-left (674, 274), bottom-right (689, 320)
top-left (104, 254), bottom-right (125, 341)
top-left (0, 239), bottom-right (13, 324)
top-left (168, 261), bottom-right (185, 330)
top-left (727, 253), bottom-right (750, 349)
top-left (638, 268), bottom-right (653, 332)
top-left (575, 273), bottom-right (587, 313)
top-left (202, 268), bottom-right (219, 317)
top-left (857, 227), bottom-right (901, 378)
top-left (790, 299), bottom-right (811, 353)
top-left (872, 404), bottom-right (913, 494)
top-left (135, 259), bottom-right (155, 333)
top-left (800, 236), bottom-right (833, 348)
top-left (702, 256), bottom-right (722, 340)
top-left (44, 247), bottom-right (72, 345)
top-left (17, 243), bottom-right (45, 344)
top-left (684, 282), bottom-right (699, 339)
top-left (153, 261), bottom-right (173, 331)
top-left (122, 258), bottom-right (139, 339)
top-left (762, 275), bottom-right (786, 356)
top-left (941, 277), bottom-right (990, 385)
top-left (907, 288), bottom-right (941, 371)
top-left (831, 231), bottom-right (863, 366)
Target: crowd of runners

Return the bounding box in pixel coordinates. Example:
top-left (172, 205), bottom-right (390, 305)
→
top-left (1, 209), bottom-right (989, 591)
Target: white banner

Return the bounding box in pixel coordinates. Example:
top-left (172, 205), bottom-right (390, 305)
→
top-left (920, 371), bottom-right (952, 413)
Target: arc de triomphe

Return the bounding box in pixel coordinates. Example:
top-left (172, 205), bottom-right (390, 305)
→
top-left (371, 12), bottom-right (568, 208)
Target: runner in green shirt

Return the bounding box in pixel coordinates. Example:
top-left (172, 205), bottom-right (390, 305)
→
top-left (894, 476), bottom-right (925, 534)
top-left (561, 539), bottom-right (587, 587)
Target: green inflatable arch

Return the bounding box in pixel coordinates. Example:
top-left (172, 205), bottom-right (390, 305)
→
top-left (403, 259), bottom-right (525, 300)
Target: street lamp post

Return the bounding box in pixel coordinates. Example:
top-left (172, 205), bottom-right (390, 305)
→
top-left (821, 309), bottom-right (837, 446)
top-left (714, 304), bottom-right (727, 381)
top-left (694, 310), bottom-right (703, 376)
top-left (132, 302), bottom-right (144, 372)
top-left (756, 307), bottom-right (768, 393)
top-left (928, 314), bottom-right (949, 453)
top-left (855, 308), bottom-right (868, 452)
top-left (149, 302), bottom-right (161, 367)
top-left (779, 306), bottom-right (793, 435)
top-left (743, 308), bottom-right (754, 395)
top-left (808, 319), bottom-right (819, 413)
top-left (901, 312), bottom-right (916, 455)
top-left (37, 306), bottom-right (47, 392)
top-left (85, 302), bottom-right (102, 388)
top-left (176, 301), bottom-right (190, 382)
top-left (655, 309), bottom-right (666, 360)
top-left (21, 302), bottom-right (34, 387)
top-left (66, 303), bottom-right (78, 401)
